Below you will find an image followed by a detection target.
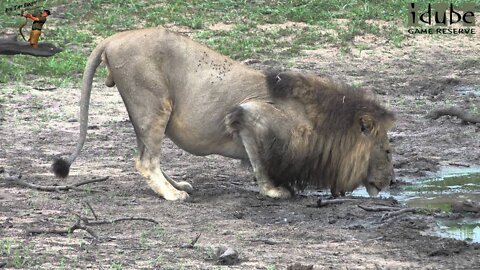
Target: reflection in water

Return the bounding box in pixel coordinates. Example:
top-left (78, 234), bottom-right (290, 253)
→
top-left (404, 169), bottom-right (480, 243)
top-left (438, 220), bottom-right (480, 243)
top-left (353, 167), bottom-right (480, 243)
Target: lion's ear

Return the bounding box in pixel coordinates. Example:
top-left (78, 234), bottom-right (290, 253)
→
top-left (360, 115), bottom-right (374, 135)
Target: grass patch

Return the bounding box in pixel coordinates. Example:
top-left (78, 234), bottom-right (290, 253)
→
top-left (0, 238), bottom-right (34, 268)
top-left (3, 0), bottom-right (475, 85)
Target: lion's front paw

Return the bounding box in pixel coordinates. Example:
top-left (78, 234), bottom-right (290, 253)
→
top-left (261, 186), bottom-right (292, 199)
top-left (163, 190), bottom-right (190, 201)
top-left (176, 181), bottom-right (194, 194)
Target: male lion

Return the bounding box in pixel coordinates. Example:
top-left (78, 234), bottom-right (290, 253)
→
top-left (52, 27), bottom-right (395, 201)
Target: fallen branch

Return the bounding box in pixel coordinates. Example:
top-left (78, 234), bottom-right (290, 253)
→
top-left (27, 218), bottom-right (99, 239)
top-left (2, 172), bottom-right (108, 192)
top-left (28, 204), bottom-right (159, 239)
top-left (357, 205), bottom-right (402, 212)
top-left (87, 217), bottom-right (159, 226)
top-left (33, 86), bottom-right (57, 91)
top-left (427, 107), bottom-right (480, 124)
top-left (358, 204), bottom-right (417, 221)
top-left (85, 202), bottom-right (99, 220)
top-left (315, 198), bottom-right (358, 207)
top-left (250, 237), bottom-right (281, 245)
top-left (448, 162), bottom-right (470, 168)
top-left (180, 233), bottom-right (202, 248)
top-left (381, 208), bottom-right (417, 221)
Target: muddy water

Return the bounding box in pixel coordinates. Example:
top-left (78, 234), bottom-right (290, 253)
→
top-left (353, 167), bottom-right (480, 243)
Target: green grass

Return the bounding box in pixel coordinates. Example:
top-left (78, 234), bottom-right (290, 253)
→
top-left (1, 0), bottom-right (479, 86)
top-left (0, 238), bottom-right (34, 268)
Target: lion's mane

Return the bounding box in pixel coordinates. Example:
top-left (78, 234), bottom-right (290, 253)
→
top-left (260, 72), bottom-right (395, 193)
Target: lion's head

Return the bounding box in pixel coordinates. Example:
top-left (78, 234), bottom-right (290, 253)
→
top-left (263, 71), bottom-right (396, 197)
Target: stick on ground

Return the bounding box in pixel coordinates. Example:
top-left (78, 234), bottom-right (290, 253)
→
top-left (27, 218), bottom-right (99, 239)
top-left (427, 107), bottom-right (480, 124)
top-left (180, 233), bottom-right (202, 248)
top-left (87, 217), bottom-right (159, 226)
top-left (381, 208), bottom-right (417, 221)
top-left (358, 204), bottom-right (417, 222)
top-left (85, 202), bottom-right (99, 220)
top-left (316, 198), bottom-right (358, 207)
top-left (2, 172), bottom-right (109, 192)
top-left (357, 205), bottom-right (403, 212)
top-left (28, 208), bottom-right (159, 239)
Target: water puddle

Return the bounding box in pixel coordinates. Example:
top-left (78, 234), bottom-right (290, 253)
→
top-left (437, 219), bottom-right (480, 243)
top-left (455, 85), bottom-right (480, 96)
top-left (352, 167), bottom-right (480, 243)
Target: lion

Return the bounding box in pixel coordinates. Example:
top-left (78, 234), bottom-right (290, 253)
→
top-left (51, 27), bottom-right (395, 201)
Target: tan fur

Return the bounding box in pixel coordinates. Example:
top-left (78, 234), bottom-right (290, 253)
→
top-left (52, 27), bottom-right (395, 200)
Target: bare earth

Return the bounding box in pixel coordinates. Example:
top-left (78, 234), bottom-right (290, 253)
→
top-left (1, 30), bottom-right (479, 269)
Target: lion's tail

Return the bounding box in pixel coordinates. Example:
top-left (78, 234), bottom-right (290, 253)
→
top-left (51, 38), bottom-right (110, 178)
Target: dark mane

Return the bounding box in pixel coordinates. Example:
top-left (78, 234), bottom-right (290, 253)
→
top-left (262, 71), bottom-right (395, 192)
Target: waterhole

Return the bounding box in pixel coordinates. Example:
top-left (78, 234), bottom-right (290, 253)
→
top-left (353, 167), bottom-right (480, 243)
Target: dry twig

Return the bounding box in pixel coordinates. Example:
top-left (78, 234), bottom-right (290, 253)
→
top-left (358, 204), bottom-right (417, 221)
top-left (250, 237), bottom-right (281, 245)
top-left (33, 86), bottom-right (57, 91)
top-left (2, 172), bottom-right (108, 192)
top-left (357, 205), bottom-right (402, 212)
top-left (380, 208), bottom-right (417, 221)
top-left (316, 198), bottom-right (358, 207)
top-left (448, 162), bottom-right (470, 168)
top-left (427, 107), bottom-right (480, 124)
top-left (87, 217), bottom-right (159, 226)
top-left (27, 218), bottom-right (99, 239)
top-left (180, 233), bottom-right (202, 248)
top-left (27, 204), bottom-right (159, 239)
top-left (85, 202), bottom-right (99, 220)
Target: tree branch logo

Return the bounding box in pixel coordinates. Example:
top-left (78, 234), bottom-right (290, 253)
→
top-left (407, 3), bottom-right (476, 35)
top-left (2, 0), bottom-right (62, 57)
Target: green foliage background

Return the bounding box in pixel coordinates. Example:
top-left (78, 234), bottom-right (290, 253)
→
top-left (0, 0), bottom-right (478, 86)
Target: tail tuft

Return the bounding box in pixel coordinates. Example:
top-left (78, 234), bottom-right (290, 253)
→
top-left (51, 158), bottom-right (71, 178)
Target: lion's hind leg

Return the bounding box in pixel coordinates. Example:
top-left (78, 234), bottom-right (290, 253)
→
top-left (132, 99), bottom-right (190, 201)
top-left (135, 154), bottom-right (189, 201)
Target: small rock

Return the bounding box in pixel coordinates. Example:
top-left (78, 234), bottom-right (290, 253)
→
top-left (287, 263), bottom-right (314, 270)
top-left (216, 247), bottom-right (239, 265)
top-left (452, 200), bottom-right (480, 213)
top-left (233, 211), bottom-right (244, 219)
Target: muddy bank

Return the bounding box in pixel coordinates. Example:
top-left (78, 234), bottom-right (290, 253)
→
top-left (1, 34), bottom-right (480, 269)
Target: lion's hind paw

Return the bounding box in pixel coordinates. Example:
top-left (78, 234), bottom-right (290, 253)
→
top-left (261, 186), bottom-right (292, 199)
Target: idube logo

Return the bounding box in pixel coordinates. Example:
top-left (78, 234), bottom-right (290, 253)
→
top-left (407, 3), bottom-right (476, 35)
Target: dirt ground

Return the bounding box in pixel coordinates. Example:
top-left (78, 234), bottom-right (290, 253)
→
top-left (1, 29), bottom-right (480, 269)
